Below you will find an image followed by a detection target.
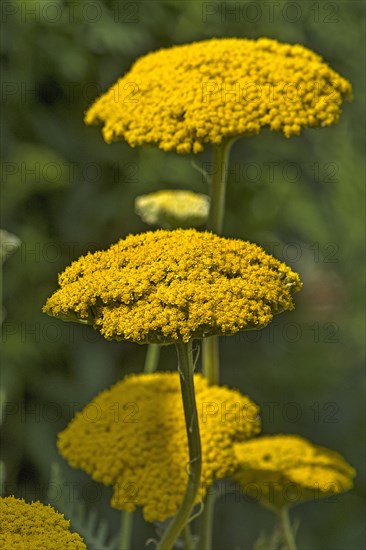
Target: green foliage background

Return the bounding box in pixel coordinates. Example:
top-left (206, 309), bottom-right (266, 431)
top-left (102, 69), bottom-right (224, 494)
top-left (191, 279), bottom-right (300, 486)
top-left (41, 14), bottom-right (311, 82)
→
top-left (1, 1), bottom-right (365, 548)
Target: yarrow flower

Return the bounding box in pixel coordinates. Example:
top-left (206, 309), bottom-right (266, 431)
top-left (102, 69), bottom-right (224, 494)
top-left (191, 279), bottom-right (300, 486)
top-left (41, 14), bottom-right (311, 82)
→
top-left (43, 229), bottom-right (302, 344)
top-left (57, 372), bottom-right (260, 522)
top-left (135, 190), bottom-right (210, 228)
top-left (0, 496), bottom-right (86, 549)
top-left (85, 37), bottom-right (352, 153)
top-left (233, 435), bottom-right (355, 509)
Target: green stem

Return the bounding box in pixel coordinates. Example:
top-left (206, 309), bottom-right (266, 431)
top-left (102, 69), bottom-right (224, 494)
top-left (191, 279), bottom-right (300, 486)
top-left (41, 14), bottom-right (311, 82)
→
top-left (202, 336), bottom-right (219, 386)
top-left (144, 343), bottom-right (160, 373)
top-left (207, 139), bottom-right (235, 234)
top-left (157, 341), bottom-right (202, 550)
top-left (198, 486), bottom-right (216, 550)
top-left (203, 139), bottom-right (235, 386)
top-left (278, 507), bottom-right (297, 550)
top-left (119, 510), bottom-right (133, 550)
top-left (0, 249), bottom-right (3, 327)
top-left (183, 524), bottom-right (194, 550)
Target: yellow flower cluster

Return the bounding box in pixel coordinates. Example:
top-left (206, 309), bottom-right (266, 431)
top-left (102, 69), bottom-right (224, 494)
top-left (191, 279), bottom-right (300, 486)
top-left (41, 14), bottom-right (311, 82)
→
top-left (43, 229), bottom-right (302, 344)
top-left (58, 372), bottom-right (260, 522)
top-left (233, 435), bottom-right (355, 509)
top-left (85, 38), bottom-right (351, 153)
top-left (135, 190), bottom-right (210, 228)
top-left (0, 496), bottom-right (86, 549)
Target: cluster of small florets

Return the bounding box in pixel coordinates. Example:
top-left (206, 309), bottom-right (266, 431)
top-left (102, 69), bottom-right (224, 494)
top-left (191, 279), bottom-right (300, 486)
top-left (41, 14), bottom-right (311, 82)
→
top-left (85, 37), bottom-right (352, 153)
top-left (233, 435), bottom-right (355, 508)
top-left (135, 189), bottom-right (210, 228)
top-left (58, 372), bottom-right (260, 522)
top-left (43, 229), bottom-right (302, 344)
top-left (0, 496), bottom-right (86, 549)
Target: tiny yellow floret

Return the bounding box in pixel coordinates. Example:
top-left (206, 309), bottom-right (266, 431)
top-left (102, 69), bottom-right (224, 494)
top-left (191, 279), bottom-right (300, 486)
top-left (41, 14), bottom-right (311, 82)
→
top-left (58, 372), bottom-right (261, 522)
top-left (233, 434), bottom-right (355, 509)
top-left (0, 496), bottom-right (86, 549)
top-left (43, 229), bottom-right (302, 344)
top-left (85, 38), bottom-right (352, 153)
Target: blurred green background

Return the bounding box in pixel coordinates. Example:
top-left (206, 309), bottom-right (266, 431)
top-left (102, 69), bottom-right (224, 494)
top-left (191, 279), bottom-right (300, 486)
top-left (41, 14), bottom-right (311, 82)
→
top-left (1, 0), bottom-right (365, 548)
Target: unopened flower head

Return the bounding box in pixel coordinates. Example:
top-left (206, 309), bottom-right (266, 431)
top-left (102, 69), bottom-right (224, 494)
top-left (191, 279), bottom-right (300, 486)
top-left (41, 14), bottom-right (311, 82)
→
top-left (135, 189), bottom-right (210, 228)
top-left (85, 38), bottom-right (352, 154)
top-left (0, 496), bottom-right (86, 549)
top-left (43, 229), bottom-right (302, 344)
top-left (135, 189), bottom-right (210, 229)
top-left (58, 372), bottom-right (260, 522)
top-left (233, 434), bottom-right (355, 509)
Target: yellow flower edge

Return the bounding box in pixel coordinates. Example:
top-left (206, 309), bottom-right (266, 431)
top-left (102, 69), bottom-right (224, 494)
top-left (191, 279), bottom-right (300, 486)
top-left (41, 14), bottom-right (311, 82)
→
top-left (58, 372), bottom-right (261, 522)
top-left (43, 229), bottom-right (302, 344)
top-left (0, 496), bottom-right (86, 549)
top-left (135, 189), bottom-right (210, 228)
top-left (233, 434), bottom-right (355, 509)
top-left (85, 37), bottom-right (352, 154)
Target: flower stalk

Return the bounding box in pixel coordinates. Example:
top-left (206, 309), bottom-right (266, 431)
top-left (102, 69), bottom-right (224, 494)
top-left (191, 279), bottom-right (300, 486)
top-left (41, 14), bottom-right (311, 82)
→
top-left (207, 139), bottom-right (235, 235)
top-left (144, 343), bottom-right (160, 373)
top-left (278, 507), bottom-right (297, 550)
top-left (119, 510), bottom-right (133, 550)
top-left (201, 137), bottom-right (239, 544)
top-left (157, 341), bottom-right (202, 550)
top-left (203, 138), bottom-right (235, 387)
top-left (202, 335), bottom-right (219, 387)
top-left (198, 486), bottom-right (216, 550)
top-left (182, 525), bottom-right (195, 550)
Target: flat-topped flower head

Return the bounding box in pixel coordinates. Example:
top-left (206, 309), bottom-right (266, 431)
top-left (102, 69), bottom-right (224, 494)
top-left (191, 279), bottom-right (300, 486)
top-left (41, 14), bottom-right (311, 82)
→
top-left (58, 372), bottom-right (260, 522)
top-left (135, 190), bottom-right (210, 228)
top-left (0, 496), bottom-right (86, 549)
top-left (233, 434), bottom-right (355, 510)
top-left (85, 37), bottom-right (352, 153)
top-left (43, 229), bottom-right (302, 344)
